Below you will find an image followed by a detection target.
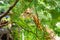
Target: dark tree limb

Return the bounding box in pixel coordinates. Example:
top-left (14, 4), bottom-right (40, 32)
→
top-left (0, 0), bottom-right (19, 20)
top-left (0, 21), bottom-right (8, 28)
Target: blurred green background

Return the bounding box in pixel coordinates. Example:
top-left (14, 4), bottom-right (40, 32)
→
top-left (0, 0), bottom-right (60, 40)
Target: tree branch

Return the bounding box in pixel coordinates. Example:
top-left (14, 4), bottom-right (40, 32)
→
top-left (0, 0), bottom-right (19, 20)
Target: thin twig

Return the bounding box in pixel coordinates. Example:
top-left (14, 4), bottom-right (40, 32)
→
top-left (0, 0), bottom-right (19, 20)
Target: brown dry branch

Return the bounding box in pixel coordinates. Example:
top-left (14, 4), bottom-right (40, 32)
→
top-left (21, 8), bottom-right (56, 40)
top-left (21, 8), bottom-right (43, 30)
top-left (0, 21), bottom-right (8, 28)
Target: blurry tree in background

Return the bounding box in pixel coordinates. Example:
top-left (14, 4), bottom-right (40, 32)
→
top-left (0, 0), bottom-right (60, 40)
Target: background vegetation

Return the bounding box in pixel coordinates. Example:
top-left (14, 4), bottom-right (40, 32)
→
top-left (0, 0), bottom-right (60, 40)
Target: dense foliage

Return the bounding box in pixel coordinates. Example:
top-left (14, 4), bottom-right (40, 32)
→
top-left (0, 0), bottom-right (60, 40)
